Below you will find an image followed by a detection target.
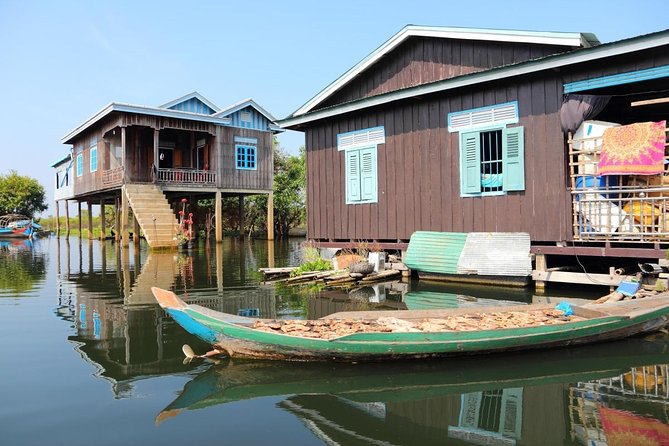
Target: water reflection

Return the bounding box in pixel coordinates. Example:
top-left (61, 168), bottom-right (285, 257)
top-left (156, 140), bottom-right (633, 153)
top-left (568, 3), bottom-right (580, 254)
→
top-left (156, 336), bottom-right (669, 445)
top-left (0, 238), bottom-right (45, 294)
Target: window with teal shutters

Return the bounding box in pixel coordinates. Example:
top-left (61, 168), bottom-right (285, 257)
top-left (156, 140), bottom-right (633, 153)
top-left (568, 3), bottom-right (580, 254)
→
top-left (90, 146), bottom-right (98, 173)
top-left (458, 126), bottom-right (525, 196)
top-left (502, 127), bottom-right (524, 191)
top-left (346, 146), bottom-right (377, 204)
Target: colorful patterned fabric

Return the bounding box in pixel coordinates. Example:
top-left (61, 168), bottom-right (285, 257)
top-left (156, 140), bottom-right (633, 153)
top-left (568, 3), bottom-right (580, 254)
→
top-left (599, 406), bottom-right (669, 446)
top-left (598, 120), bottom-right (666, 175)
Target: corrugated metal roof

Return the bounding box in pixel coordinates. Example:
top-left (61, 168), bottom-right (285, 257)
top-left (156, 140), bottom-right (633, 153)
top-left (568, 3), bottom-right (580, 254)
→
top-left (404, 231), bottom-right (467, 274)
top-left (457, 232), bottom-right (532, 276)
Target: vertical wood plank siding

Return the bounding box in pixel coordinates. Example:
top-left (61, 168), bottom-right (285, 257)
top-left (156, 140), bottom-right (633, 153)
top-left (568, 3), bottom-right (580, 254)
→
top-left (303, 43), bottom-right (668, 244)
top-left (306, 76), bottom-right (567, 243)
top-left (319, 38), bottom-right (574, 109)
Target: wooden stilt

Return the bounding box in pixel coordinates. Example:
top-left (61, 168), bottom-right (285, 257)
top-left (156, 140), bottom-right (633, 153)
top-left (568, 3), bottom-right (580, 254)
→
top-left (115, 197), bottom-right (121, 242)
top-left (88, 200), bottom-right (94, 240)
top-left (133, 213), bottom-right (140, 247)
top-left (267, 191), bottom-right (274, 241)
top-left (65, 200), bottom-right (70, 238)
top-left (55, 200), bottom-right (60, 236)
top-left (77, 202), bottom-right (82, 236)
top-left (100, 200), bottom-right (106, 240)
top-left (535, 254), bottom-right (547, 293)
top-left (216, 241), bottom-right (223, 293)
top-left (239, 195), bottom-right (244, 237)
top-left (215, 191), bottom-right (222, 243)
top-left (268, 239), bottom-right (275, 269)
top-left (121, 188), bottom-right (129, 247)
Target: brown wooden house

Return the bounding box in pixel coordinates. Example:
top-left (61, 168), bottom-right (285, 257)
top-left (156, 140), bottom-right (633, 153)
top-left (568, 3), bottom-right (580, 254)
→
top-left (56, 92), bottom-right (281, 247)
top-left (279, 25), bottom-right (669, 285)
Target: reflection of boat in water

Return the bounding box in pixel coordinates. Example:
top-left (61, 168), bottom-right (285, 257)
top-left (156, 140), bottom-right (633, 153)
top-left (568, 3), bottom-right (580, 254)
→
top-left (0, 214), bottom-right (38, 238)
top-left (153, 287), bottom-right (669, 361)
top-left (0, 238), bottom-right (33, 251)
top-left (156, 335), bottom-right (669, 426)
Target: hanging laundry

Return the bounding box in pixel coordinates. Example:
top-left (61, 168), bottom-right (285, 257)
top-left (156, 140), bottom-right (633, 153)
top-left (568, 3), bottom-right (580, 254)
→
top-left (598, 120), bottom-right (666, 175)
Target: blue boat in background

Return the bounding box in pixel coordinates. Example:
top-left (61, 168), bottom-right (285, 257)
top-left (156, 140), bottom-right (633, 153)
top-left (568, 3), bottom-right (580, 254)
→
top-left (0, 214), bottom-right (38, 239)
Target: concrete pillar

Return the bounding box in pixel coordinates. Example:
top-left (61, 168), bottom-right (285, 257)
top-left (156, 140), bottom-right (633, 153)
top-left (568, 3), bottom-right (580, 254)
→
top-left (215, 191), bottom-right (222, 243)
top-left (239, 195), bottom-right (244, 237)
top-left (65, 201), bottom-right (70, 238)
top-left (121, 188), bottom-right (129, 247)
top-left (100, 200), bottom-right (106, 240)
top-left (267, 191), bottom-right (274, 241)
top-left (87, 201), bottom-right (94, 240)
top-left (55, 201), bottom-right (60, 236)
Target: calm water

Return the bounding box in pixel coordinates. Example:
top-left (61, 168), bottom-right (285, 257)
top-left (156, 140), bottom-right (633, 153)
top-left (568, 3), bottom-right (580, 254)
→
top-left (2, 236), bottom-right (669, 446)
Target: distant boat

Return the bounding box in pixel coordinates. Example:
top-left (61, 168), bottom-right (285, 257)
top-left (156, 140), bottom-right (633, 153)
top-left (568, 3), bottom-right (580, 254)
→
top-left (0, 214), bottom-right (37, 239)
top-left (152, 286), bottom-right (669, 361)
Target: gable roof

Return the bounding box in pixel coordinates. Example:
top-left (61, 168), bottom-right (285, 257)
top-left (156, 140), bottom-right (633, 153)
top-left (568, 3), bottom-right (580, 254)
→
top-left (279, 28), bottom-right (669, 129)
top-left (288, 25), bottom-right (600, 118)
top-left (214, 98), bottom-right (283, 132)
top-left (159, 91), bottom-right (221, 113)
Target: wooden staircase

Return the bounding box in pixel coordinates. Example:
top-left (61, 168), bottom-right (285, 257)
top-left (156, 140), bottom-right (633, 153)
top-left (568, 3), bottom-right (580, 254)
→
top-left (123, 184), bottom-right (178, 248)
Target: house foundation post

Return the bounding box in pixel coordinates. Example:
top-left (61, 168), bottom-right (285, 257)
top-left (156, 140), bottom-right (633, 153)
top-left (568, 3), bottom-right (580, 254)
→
top-left (239, 195), bottom-right (244, 237)
top-left (88, 200), bottom-right (94, 240)
top-left (77, 202), bottom-right (82, 235)
top-left (535, 254), bottom-right (547, 293)
top-left (100, 200), bottom-right (106, 240)
top-left (267, 191), bottom-right (274, 241)
top-left (215, 191), bottom-right (222, 243)
top-left (55, 200), bottom-right (60, 236)
top-left (121, 188), bottom-right (129, 247)
top-left (133, 213), bottom-right (140, 247)
top-left (65, 200), bottom-right (70, 238)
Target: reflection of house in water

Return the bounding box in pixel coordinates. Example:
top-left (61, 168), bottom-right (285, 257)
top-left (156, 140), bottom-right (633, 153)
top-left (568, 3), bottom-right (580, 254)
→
top-left (569, 364), bottom-right (669, 445)
top-left (281, 383), bottom-right (566, 446)
top-left (53, 238), bottom-right (276, 397)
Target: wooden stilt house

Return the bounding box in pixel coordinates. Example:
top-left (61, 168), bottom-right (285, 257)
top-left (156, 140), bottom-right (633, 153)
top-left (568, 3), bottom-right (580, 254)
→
top-left (55, 92), bottom-right (281, 247)
top-left (279, 26), bottom-right (669, 285)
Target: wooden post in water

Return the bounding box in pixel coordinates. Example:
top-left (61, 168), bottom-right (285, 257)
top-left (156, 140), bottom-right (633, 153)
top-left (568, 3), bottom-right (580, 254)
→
top-left (87, 200), bottom-right (94, 240)
top-left (115, 197), bottom-right (121, 242)
top-left (216, 240), bottom-right (223, 293)
top-left (55, 200), bottom-right (60, 236)
top-left (215, 191), bottom-right (222, 243)
top-left (77, 202), bottom-right (82, 236)
top-left (535, 254), bottom-right (547, 293)
top-left (100, 200), bottom-right (105, 240)
top-left (268, 239), bottom-right (275, 269)
top-left (267, 191), bottom-right (274, 241)
top-left (121, 188), bottom-right (129, 247)
top-left (239, 194), bottom-right (245, 237)
top-left (65, 200), bottom-right (70, 238)
top-left (133, 212), bottom-right (140, 247)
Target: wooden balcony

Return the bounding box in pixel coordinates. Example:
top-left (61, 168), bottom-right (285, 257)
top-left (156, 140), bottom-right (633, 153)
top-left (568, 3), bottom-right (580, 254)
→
top-left (569, 126), bottom-right (669, 242)
top-left (156, 167), bottom-right (216, 186)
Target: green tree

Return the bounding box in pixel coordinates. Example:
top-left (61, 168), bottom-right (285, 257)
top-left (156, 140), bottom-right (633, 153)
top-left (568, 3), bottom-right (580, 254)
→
top-left (0, 171), bottom-right (48, 217)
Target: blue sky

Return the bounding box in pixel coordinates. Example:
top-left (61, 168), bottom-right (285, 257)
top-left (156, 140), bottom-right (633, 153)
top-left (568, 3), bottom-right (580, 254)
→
top-left (0, 0), bottom-right (666, 216)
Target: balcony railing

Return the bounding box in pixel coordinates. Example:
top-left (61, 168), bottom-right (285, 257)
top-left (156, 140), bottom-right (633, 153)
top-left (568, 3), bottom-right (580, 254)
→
top-left (102, 167), bottom-right (124, 188)
top-left (569, 125), bottom-right (669, 242)
top-left (156, 167), bottom-right (216, 186)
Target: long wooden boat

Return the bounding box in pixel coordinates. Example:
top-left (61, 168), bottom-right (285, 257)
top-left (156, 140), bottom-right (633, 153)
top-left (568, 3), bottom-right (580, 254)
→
top-left (152, 287), bottom-right (669, 361)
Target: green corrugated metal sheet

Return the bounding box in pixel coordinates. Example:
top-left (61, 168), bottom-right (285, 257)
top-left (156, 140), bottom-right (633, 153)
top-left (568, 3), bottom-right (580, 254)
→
top-left (403, 291), bottom-right (459, 310)
top-left (404, 231), bottom-right (468, 274)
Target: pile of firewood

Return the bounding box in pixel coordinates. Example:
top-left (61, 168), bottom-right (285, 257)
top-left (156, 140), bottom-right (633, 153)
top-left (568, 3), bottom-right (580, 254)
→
top-left (252, 309), bottom-right (581, 340)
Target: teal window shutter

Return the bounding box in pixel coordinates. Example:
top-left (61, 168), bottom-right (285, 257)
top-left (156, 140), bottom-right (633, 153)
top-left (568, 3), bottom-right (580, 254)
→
top-left (346, 150), bottom-right (361, 203)
top-left (502, 126), bottom-right (525, 191)
top-left (359, 147), bottom-right (377, 202)
top-left (76, 154), bottom-right (83, 177)
top-left (90, 147), bottom-right (98, 172)
top-left (460, 131), bottom-right (481, 195)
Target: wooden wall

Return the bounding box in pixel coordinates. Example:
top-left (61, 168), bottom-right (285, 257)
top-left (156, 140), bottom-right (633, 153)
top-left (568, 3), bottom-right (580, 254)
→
top-left (320, 37), bottom-right (574, 109)
top-left (217, 126), bottom-right (273, 191)
top-left (306, 71), bottom-right (569, 243)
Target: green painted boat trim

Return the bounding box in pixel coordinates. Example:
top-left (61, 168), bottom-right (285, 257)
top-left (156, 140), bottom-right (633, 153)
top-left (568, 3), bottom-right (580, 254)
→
top-left (404, 231), bottom-right (467, 274)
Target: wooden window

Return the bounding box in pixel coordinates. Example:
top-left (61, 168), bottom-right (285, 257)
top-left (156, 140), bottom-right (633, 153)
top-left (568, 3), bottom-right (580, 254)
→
top-left (345, 146), bottom-right (377, 204)
top-left (76, 153), bottom-right (83, 177)
top-left (459, 126), bottom-right (524, 197)
top-left (236, 144), bottom-right (257, 170)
